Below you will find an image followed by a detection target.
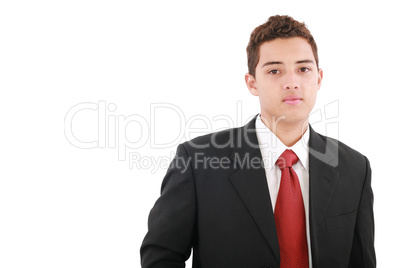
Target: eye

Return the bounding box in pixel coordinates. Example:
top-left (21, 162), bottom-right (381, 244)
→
top-left (299, 67), bottom-right (311, 73)
top-left (268, 69), bottom-right (280, 75)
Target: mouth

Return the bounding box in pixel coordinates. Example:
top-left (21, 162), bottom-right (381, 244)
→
top-left (283, 95), bottom-right (302, 105)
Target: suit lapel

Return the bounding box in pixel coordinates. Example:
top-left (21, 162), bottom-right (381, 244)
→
top-left (308, 126), bottom-right (340, 223)
top-left (229, 114), bottom-right (280, 262)
top-left (308, 126), bottom-right (340, 265)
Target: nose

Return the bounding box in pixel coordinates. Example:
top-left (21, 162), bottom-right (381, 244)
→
top-left (283, 73), bottom-right (300, 90)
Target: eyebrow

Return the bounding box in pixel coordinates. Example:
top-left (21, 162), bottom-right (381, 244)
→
top-left (261, 59), bottom-right (315, 68)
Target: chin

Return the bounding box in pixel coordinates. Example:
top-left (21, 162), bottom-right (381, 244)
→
top-left (281, 113), bottom-right (308, 125)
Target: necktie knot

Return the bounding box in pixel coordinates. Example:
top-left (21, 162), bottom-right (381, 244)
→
top-left (276, 149), bottom-right (299, 170)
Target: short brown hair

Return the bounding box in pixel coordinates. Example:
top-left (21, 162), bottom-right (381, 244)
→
top-left (246, 15), bottom-right (319, 77)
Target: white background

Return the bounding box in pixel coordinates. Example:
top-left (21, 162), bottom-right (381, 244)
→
top-left (1, 0), bottom-right (400, 267)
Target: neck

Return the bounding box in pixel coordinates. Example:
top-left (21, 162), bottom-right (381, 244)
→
top-left (260, 114), bottom-right (309, 147)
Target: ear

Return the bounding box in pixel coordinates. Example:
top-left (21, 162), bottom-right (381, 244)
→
top-left (317, 68), bottom-right (323, 91)
top-left (245, 73), bottom-right (258, 96)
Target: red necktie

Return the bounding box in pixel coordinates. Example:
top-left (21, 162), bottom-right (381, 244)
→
top-left (274, 149), bottom-right (309, 268)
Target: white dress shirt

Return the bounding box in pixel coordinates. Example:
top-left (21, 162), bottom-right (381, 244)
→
top-left (255, 114), bottom-right (312, 268)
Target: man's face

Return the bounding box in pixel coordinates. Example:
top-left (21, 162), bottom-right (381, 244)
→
top-left (245, 37), bottom-right (323, 130)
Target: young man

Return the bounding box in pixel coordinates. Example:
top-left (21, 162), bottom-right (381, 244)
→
top-left (140, 15), bottom-right (375, 268)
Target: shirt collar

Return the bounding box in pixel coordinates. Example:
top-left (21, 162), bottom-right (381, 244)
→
top-left (255, 113), bottom-right (310, 171)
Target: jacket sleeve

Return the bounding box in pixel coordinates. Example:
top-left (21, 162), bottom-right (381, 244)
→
top-left (349, 156), bottom-right (376, 267)
top-left (140, 143), bottom-right (197, 268)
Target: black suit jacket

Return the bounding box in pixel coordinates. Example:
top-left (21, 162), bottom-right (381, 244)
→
top-left (140, 114), bottom-right (375, 268)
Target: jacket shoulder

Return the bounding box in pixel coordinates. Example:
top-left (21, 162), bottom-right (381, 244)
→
top-left (316, 132), bottom-right (369, 168)
top-left (181, 126), bottom-right (241, 153)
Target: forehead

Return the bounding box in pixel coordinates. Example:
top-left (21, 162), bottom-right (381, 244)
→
top-left (258, 37), bottom-right (315, 64)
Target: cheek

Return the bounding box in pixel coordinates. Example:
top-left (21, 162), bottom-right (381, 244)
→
top-left (304, 89), bottom-right (318, 107)
top-left (255, 78), bottom-right (290, 108)
top-left (256, 80), bottom-right (280, 99)
top-left (259, 90), bottom-right (280, 106)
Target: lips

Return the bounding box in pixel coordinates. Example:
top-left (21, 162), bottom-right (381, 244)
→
top-left (283, 95), bottom-right (302, 105)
